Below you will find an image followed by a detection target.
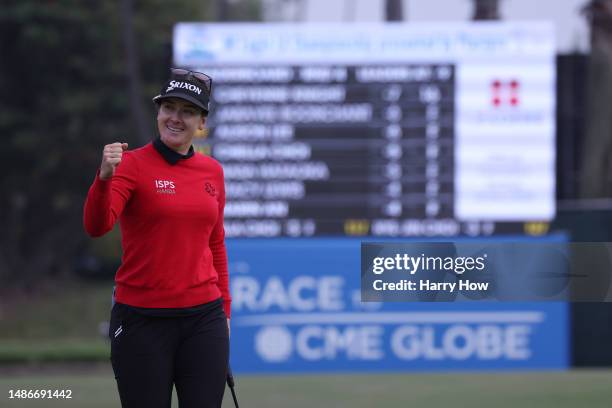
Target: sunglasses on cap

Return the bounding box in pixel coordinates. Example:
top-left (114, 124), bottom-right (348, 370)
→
top-left (171, 68), bottom-right (212, 96)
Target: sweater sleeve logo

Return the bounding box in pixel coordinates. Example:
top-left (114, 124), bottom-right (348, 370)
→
top-left (155, 179), bottom-right (176, 194)
top-left (204, 182), bottom-right (216, 197)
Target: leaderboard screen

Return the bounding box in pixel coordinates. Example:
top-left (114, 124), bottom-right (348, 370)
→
top-left (173, 23), bottom-right (556, 237)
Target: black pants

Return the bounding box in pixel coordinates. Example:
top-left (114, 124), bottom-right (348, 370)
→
top-left (109, 299), bottom-right (229, 408)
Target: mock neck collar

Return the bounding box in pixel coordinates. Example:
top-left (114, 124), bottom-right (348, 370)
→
top-left (153, 138), bottom-right (194, 165)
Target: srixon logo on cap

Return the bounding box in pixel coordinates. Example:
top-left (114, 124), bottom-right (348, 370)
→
top-left (166, 80), bottom-right (202, 95)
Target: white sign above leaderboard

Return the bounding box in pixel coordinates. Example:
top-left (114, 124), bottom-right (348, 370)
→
top-left (174, 23), bottom-right (554, 65)
top-left (174, 23), bottom-right (556, 237)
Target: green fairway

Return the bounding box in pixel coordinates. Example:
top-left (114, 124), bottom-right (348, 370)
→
top-left (1, 366), bottom-right (611, 408)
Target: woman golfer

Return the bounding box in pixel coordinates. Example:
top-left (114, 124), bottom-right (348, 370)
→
top-left (84, 69), bottom-right (230, 408)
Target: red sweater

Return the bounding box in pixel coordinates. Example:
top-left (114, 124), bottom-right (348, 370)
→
top-left (83, 142), bottom-right (231, 317)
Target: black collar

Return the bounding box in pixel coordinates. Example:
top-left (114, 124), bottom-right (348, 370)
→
top-left (153, 138), bottom-right (194, 165)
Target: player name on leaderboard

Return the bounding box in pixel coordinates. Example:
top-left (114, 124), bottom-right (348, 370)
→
top-left (207, 65), bottom-right (454, 237)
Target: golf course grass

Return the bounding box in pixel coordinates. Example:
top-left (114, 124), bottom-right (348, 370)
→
top-left (2, 284), bottom-right (611, 407)
top-left (1, 365), bottom-right (611, 408)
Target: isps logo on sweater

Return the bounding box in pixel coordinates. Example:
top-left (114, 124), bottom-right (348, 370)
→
top-left (155, 179), bottom-right (176, 194)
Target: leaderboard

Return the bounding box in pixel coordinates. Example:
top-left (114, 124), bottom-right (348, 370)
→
top-left (174, 23), bottom-right (556, 237)
top-left (207, 64), bottom-right (454, 237)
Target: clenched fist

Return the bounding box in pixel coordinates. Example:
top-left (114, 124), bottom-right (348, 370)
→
top-left (99, 142), bottom-right (129, 180)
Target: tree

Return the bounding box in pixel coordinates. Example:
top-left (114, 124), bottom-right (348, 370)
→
top-left (0, 0), bottom-right (263, 288)
top-left (472, 0), bottom-right (501, 20)
top-left (385, 0), bottom-right (403, 21)
top-left (580, 0), bottom-right (612, 197)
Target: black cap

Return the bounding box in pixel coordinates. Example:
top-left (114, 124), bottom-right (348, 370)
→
top-left (152, 78), bottom-right (210, 113)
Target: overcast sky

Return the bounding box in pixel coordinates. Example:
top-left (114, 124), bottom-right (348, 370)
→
top-left (296, 0), bottom-right (589, 52)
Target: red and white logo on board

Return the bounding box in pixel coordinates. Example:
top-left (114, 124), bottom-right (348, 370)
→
top-left (491, 79), bottom-right (520, 108)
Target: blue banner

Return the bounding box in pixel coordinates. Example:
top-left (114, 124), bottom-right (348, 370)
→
top-left (227, 238), bottom-right (569, 373)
